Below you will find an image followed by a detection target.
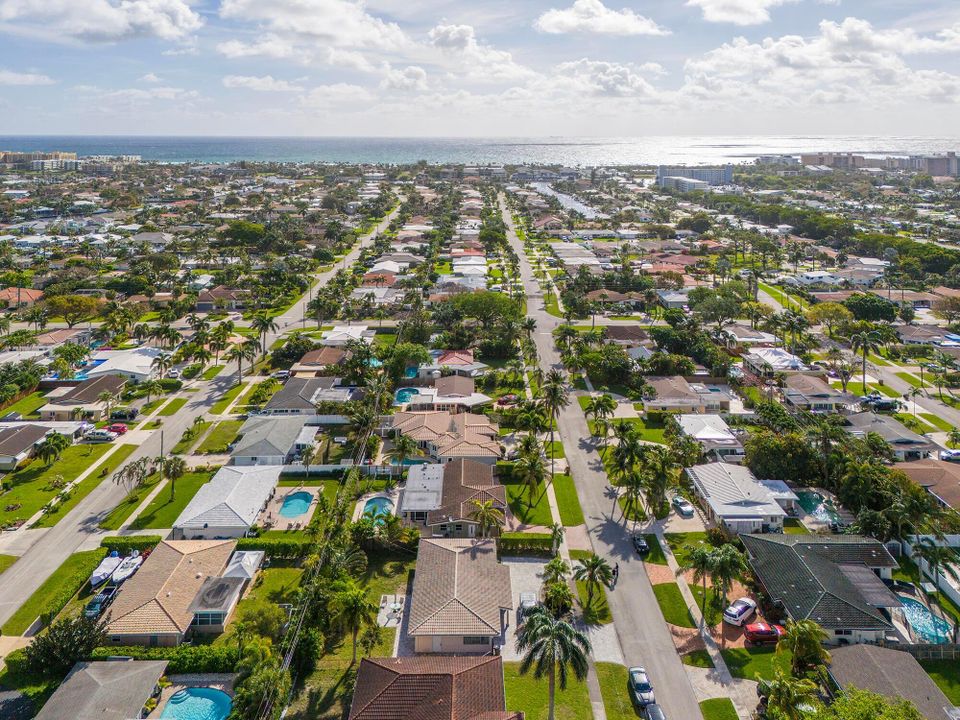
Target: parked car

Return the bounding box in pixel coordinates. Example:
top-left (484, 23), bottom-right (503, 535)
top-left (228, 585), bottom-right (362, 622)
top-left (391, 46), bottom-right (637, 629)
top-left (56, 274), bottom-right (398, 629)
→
top-left (672, 496), bottom-right (695, 518)
top-left (85, 429), bottom-right (117, 443)
top-left (84, 586), bottom-right (117, 618)
top-left (940, 449), bottom-right (960, 463)
top-left (632, 535), bottom-right (650, 555)
top-left (110, 408), bottom-right (138, 421)
top-left (166, 369), bottom-right (181, 379)
top-left (723, 597), bottom-right (758, 626)
top-left (644, 704), bottom-right (666, 720)
top-left (106, 423), bottom-right (128, 435)
top-left (272, 370), bottom-right (290, 380)
top-left (497, 394), bottom-right (519, 405)
top-left (518, 592), bottom-right (538, 623)
top-left (744, 622), bottom-right (785, 645)
top-left (628, 667), bottom-right (655, 706)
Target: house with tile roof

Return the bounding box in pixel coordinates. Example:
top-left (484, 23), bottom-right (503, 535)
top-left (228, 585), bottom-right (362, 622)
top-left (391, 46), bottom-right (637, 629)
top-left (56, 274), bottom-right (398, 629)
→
top-left (398, 376), bottom-right (492, 414)
top-left (418, 349), bottom-right (490, 379)
top-left (195, 285), bottom-right (249, 312)
top-left (291, 347), bottom-right (349, 377)
top-left (400, 460), bottom-right (507, 538)
top-left (350, 655), bottom-right (522, 720)
top-left (38, 375), bottom-right (126, 422)
top-left (642, 376), bottom-right (732, 413)
top-left (741, 534), bottom-right (899, 644)
top-left (0, 286), bottom-right (43, 308)
top-left (407, 538), bottom-right (512, 654)
top-left (105, 539), bottom-right (237, 646)
top-left (385, 411), bottom-right (502, 465)
top-left (895, 458), bottom-right (960, 511)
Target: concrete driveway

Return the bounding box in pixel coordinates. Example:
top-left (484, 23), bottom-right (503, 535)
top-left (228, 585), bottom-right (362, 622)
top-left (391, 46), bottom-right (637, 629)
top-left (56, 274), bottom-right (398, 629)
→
top-left (500, 556), bottom-right (546, 660)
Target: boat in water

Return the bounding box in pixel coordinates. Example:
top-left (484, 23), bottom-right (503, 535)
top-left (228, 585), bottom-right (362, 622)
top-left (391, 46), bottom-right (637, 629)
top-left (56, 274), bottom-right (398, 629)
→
top-left (111, 551), bottom-right (142, 583)
top-left (90, 551), bottom-right (121, 587)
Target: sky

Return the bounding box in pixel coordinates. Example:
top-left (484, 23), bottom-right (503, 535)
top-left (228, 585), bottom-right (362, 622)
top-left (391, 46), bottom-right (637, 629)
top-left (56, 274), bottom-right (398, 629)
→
top-left (2, 0), bottom-right (960, 137)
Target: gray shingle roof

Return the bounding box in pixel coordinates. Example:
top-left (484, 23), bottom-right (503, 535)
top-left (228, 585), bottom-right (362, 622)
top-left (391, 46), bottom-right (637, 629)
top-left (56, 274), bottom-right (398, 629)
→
top-left (36, 660), bottom-right (168, 720)
top-left (233, 416), bottom-right (308, 458)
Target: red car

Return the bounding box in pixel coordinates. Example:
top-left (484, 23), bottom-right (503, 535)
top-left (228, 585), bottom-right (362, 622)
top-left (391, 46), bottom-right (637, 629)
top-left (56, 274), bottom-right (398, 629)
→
top-left (744, 622), bottom-right (785, 645)
top-left (106, 423), bottom-right (128, 435)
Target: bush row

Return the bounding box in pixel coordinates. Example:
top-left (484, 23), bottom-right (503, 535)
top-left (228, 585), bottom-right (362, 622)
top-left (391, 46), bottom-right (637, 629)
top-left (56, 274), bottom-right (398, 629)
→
top-left (100, 535), bottom-right (163, 554)
top-left (237, 535), bottom-right (313, 559)
top-left (499, 533), bottom-right (553, 557)
top-left (90, 644), bottom-right (239, 673)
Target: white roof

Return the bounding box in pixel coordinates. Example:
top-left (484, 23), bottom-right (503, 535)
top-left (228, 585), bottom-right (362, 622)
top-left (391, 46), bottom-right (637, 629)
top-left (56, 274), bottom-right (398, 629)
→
top-left (223, 550), bottom-right (265, 580)
top-left (744, 347), bottom-right (808, 371)
top-left (758, 479), bottom-right (799, 502)
top-left (677, 414), bottom-right (739, 445)
top-left (87, 347), bottom-right (164, 379)
top-left (173, 465), bottom-right (281, 530)
top-left (400, 463), bottom-right (445, 512)
top-left (687, 463), bottom-right (785, 520)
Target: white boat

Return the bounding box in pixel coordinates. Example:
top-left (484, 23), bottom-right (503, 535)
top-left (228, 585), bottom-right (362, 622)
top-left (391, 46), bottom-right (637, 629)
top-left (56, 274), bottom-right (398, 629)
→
top-left (111, 551), bottom-right (143, 583)
top-left (90, 551), bottom-right (121, 587)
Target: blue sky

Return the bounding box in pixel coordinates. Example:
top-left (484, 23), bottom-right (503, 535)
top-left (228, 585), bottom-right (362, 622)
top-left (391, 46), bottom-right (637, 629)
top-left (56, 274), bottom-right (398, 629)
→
top-left (2, 0), bottom-right (960, 136)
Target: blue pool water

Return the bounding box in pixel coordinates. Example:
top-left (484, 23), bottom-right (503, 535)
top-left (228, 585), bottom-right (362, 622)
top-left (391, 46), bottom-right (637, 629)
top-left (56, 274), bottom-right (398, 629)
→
top-left (900, 595), bottom-right (953, 644)
top-left (395, 387), bottom-right (420, 405)
top-left (364, 496), bottom-right (394, 519)
top-left (161, 687), bottom-right (232, 720)
top-left (279, 491), bottom-right (312, 518)
top-left (404, 367), bottom-right (419, 379)
top-left (389, 457), bottom-right (428, 466)
top-left (796, 490), bottom-right (842, 524)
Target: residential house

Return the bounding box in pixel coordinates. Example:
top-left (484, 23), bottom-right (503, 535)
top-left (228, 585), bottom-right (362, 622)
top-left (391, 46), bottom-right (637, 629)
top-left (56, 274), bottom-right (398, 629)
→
top-left (0, 287), bottom-right (43, 309)
top-left (35, 660), bottom-right (168, 720)
top-left (231, 415), bottom-right (313, 465)
top-left (743, 347), bottom-right (810, 375)
top-left (172, 465), bottom-right (281, 539)
top-left (676, 414), bottom-right (743, 461)
top-left (85, 347), bottom-right (164, 382)
top-left (407, 538), bottom-right (512, 654)
top-left (0, 423), bottom-right (54, 470)
top-left (418, 349), bottom-right (489, 379)
top-left (385, 411), bottom-right (503, 465)
top-left (724, 324), bottom-right (777, 347)
top-left (686, 463), bottom-right (787, 534)
top-left (642, 376), bottom-right (732, 413)
top-left (782, 374), bottom-right (856, 413)
top-left (262, 376), bottom-right (362, 415)
top-left (398, 376), bottom-right (492, 414)
top-left (105, 539), bottom-right (238, 646)
top-left (741, 533), bottom-right (899, 644)
top-left (399, 460), bottom-right (506, 538)
top-left (38, 375), bottom-right (126, 421)
top-left (870, 289), bottom-right (939, 309)
top-left (195, 285), bottom-right (249, 312)
top-left (290, 347), bottom-right (349, 377)
top-left (896, 324), bottom-right (953, 346)
top-left (321, 324), bottom-right (376, 347)
top-left (845, 412), bottom-right (935, 461)
top-left (351, 287), bottom-right (403, 307)
top-left (131, 231), bottom-right (174, 249)
top-left (894, 459), bottom-right (960, 512)
top-left (349, 656), bottom-right (521, 720)
top-left (828, 645), bottom-right (958, 720)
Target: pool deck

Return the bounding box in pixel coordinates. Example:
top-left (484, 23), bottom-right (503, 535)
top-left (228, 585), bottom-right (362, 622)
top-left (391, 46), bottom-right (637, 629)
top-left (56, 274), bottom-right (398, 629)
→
top-left (794, 486), bottom-right (854, 531)
top-left (149, 674), bottom-right (234, 718)
top-left (352, 487), bottom-right (401, 522)
top-left (260, 485), bottom-right (319, 531)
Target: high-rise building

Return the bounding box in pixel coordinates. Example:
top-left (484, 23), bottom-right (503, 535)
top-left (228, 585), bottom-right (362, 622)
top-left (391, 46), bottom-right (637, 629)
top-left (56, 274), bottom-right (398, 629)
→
top-left (798, 153), bottom-right (865, 170)
top-left (656, 165), bottom-right (733, 187)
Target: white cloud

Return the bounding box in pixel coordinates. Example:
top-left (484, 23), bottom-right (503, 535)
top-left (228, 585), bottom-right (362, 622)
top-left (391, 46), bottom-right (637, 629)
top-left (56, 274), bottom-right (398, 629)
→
top-left (300, 83), bottom-right (374, 107)
top-left (216, 34), bottom-right (298, 60)
top-left (685, 0), bottom-right (795, 26)
top-left (380, 65), bottom-right (428, 91)
top-left (223, 75), bottom-right (303, 92)
top-left (0, 69), bottom-right (54, 85)
top-left (553, 59), bottom-right (662, 97)
top-left (535, 0), bottom-right (669, 36)
top-left (0, 0), bottom-right (202, 42)
top-left (139, 72), bottom-right (162, 83)
top-left (428, 23), bottom-right (534, 82)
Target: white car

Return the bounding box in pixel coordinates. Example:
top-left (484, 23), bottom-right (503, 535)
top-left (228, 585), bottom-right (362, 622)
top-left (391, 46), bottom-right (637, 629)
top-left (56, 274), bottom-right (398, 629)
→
top-left (166, 369), bottom-right (181, 379)
top-left (85, 429), bottom-right (118, 443)
top-left (940, 449), bottom-right (960, 463)
top-left (628, 667), bottom-right (655, 706)
top-left (723, 597), bottom-right (758, 626)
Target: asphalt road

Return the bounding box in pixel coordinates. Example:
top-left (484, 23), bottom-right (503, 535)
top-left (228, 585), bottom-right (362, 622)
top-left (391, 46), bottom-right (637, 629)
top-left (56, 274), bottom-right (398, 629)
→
top-left (499, 196), bottom-right (705, 719)
top-left (0, 206), bottom-right (400, 629)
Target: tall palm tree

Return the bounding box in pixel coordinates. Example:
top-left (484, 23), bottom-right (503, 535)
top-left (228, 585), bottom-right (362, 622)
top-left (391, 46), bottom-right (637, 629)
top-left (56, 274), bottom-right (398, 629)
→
top-left (36, 432), bottom-right (69, 465)
top-left (777, 619), bottom-right (830, 675)
top-left (915, 537), bottom-right (960, 602)
top-left (469, 499), bottom-right (505, 539)
top-left (684, 546), bottom-right (715, 629)
top-left (251, 313), bottom-right (279, 355)
top-left (151, 351), bottom-right (173, 379)
top-left (850, 329), bottom-right (881, 395)
top-left (541, 369), bottom-right (570, 480)
top-left (158, 455), bottom-right (186, 501)
top-left (97, 390), bottom-right (115, 421)
top-left (516, 452), bottom-right (547, 507)
top-left (387, 434), bottom-right (420, 477)
top-left (708, 544), bottom-right (750, 628)
top-left (573, 553), bottom-right (613, 609)
top-left (763, 668), bottom-right (820, 720)
top-left (639, 446), bottom-right (678, 516)
top-left (331, 585), bottom-right (378, 663)
top-left (515, 606), bottom-right (591, 720)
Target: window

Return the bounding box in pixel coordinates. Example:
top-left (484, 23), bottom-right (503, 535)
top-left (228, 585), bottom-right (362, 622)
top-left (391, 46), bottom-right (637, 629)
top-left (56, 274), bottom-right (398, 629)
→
top-left (834, 629), bottom-right (852, 636)
top-left (463, 636), bottom-right (488, 645)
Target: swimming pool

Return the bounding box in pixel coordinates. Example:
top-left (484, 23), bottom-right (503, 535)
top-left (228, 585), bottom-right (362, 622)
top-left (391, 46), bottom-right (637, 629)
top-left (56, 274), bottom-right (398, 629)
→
top-left (796, 490), bottom-right (842, 524)
top-left (363, 496), bottom-right (394, 520)
top-left (161, 687), bottom-right (232, 720)
top-left (394, 387), bottom-right (420, 405)
top-left (279, 491), bottom-right (313, 518)
top-left (900, 595), bottom-right (953, 644)
top-left (389, 457), bottom-right (428, 466)
top-left (404, 367), bottom-right (419, 379)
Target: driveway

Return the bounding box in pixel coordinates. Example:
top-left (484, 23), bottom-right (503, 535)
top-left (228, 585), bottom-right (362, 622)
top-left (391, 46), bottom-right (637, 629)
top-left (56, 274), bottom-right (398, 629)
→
top-left (500, 556), bottom-right (546, 660)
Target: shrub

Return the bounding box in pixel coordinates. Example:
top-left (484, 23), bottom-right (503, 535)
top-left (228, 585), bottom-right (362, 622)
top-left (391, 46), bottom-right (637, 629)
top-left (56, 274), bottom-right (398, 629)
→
top-left (90, 644), bottom-right (239, 673)
top-left (158, 378), bottom-right (183, 392)
top-left (498, 533), bottom-right (552, 557)
top-left (236, 535), bottom-right (313, 560)
top-left (100, 535), bottom-right (163, 554)
top-left (181, 363), bottom-right (202, 379)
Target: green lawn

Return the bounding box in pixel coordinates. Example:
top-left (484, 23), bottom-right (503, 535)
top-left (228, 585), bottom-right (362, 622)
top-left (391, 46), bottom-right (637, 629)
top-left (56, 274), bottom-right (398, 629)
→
top-left (3, 391), bottom-right (46, 417)
top-left (652, 582), bottom-right (695, 628)
top-left (921, 660), bottom-right (960, 705)
top-left (99, 472), bottom-right (163, 531)
top-left (920, 413), bottom-right (954, 432)
top-left (699, 698), bottom-right (738, 720)
top-left (613, 416), bottom-right (667, 444)
top-left (0, 553), bottom-right (17, 574)
top-left (503, 661), bottom-right (592, 720)
top-left (618, 496), bottom-right (647, 523)
top-left (544, 290), bottom-right (564, 318)
top-left (758, 282), bottom-right (808, 309)
top-left (553, 474), bottom-right (584, 526)
top-left (832, 380), bottom-right (899, 398)
top-left (196, 420), bottom-right (244, 454)
top-left (2, 548), bottom-right (107, 635)
top-left (720, 646), bottom-right (792, 682)
top-left (546, 441), bottom-right (565, 460)
top-left (201, 365), bottom-right (225, 380)
top-left (33, 444), bottom-right (137, 529)
top-left (172, 421), bottom-right (211, 454)
top-left (503, 474), bottom-right (554, 526)
top-left (279, 477), bottom-right (342, 505)
top-left (894, 413), bottom-right (936, 434)
top-left (689, 583), bottom-right (724, 627)
top-left (158, 397), bottom-right (188, 416)
top-left (129, 470), bottom-right (215, 529)
top-left (210, 383), bottom-right (245, 414)
top-left (896, 372), bottom-right (928, 388)
top-left (641, 535), bottom-right (667, 565)
top-left (594, 663), bottom-right (639, 720)
top-left (783, 518), bottom-right (808, 534)
top-left (0, 443), bottom-right (117, 528)
top-left (681, 649), bottom-right (714, 668)
top-left (664, 532), bottom-right (710, 569)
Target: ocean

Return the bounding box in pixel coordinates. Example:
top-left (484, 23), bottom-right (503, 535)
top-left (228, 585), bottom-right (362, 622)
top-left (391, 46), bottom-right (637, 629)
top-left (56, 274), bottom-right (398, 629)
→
top-left (1, 135), bottom-right (960, 166)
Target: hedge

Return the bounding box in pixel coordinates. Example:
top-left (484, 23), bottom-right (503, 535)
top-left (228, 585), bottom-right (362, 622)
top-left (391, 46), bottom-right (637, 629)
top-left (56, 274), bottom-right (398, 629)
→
top-left (100, 535), bottom-right (163, 554)
top-left (499, 532), bottom-right (553, 556)
top-left (237, 535), bottom-right (313, 559)
top-left (90, 644), bottom-right (239, 673)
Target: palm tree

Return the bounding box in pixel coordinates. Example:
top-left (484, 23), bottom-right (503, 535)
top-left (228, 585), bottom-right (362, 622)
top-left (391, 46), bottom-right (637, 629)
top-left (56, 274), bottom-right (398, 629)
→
top-left (516, 452), bottom-right (547, 507)
top-left (684, 546), bottom-right (715, 629)
top-left (151, 351), bottom-right (173, 379)
top-left (331, 585), bottom-right (378, 663)
top-left (158, 455), bottom-right (186, 501)
top-left (639, 446), bottom-right (678, 516)
top-left (572, 553), bottom-right (613, 609)
top-left (777, 619), bottom-right (830, 675)
top-left (469, 499), bottom-right (504, 539)
top-left (250, 313), bottom-right (279, 355)
top-left (542, 556), bottom-right (571, 585)
top-left (950, 427), bottom-right (960, 449)
top-left (850, 329), bottom-right (881, 394)
top-left (515, 606), bottom-right (591, 720)
top-left (36, 432), bottom-right (69, 465)
top-left (763, 668), bottom-right (820, 720)
top-left (140, 379), bottom-right (163, 404)
top-left (915, 537), bottom-right (960, 602)
top-left (387, 434), bottom-right (420, 477)
top-left (708, 544), bottom-right (750, 628)
top-left (548, 522), bottom-right (565, 556)
top-left (97, 390), bottom-right (115, 420)
top-left (541, 369), bottom-right (570, 480)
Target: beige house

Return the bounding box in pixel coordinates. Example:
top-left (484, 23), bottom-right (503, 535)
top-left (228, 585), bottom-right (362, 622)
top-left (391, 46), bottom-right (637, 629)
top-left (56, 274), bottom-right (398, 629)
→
top-left (105, 539), bottom-right (237, 647)
top-left (407, 538), bottom-right (512, 654)
top-left (642, 376), bottom-right (731, 413)
top-left (385, 411), bottom-right (502, 464)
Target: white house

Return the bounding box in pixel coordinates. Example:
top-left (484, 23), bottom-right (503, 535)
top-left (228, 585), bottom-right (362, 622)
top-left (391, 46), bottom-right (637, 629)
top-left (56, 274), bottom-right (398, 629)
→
top-left (320, 325), bottom-right (376, 347)
top-left (85, 347), bottom-right (165, 383)
top-left (686, 463), bottom-right (786, 534)
top-left (172, 465), bottom-right (281, 539)
top-left (676, 415), bottom-right (744, 461)
top-left (743, 348), bottom-right (809, 375)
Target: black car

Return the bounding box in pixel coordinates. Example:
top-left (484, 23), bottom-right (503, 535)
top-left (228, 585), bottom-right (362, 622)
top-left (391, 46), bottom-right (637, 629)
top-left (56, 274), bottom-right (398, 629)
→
top-left (110, 408), bottom-right (139, 421)
top-left (632, 535), bottom-right (650, 554)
